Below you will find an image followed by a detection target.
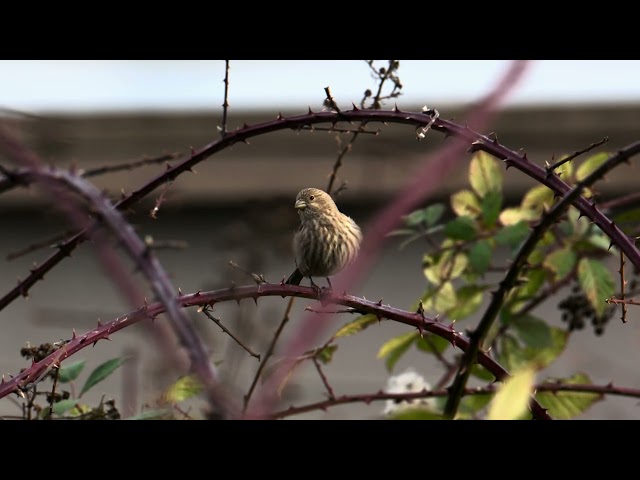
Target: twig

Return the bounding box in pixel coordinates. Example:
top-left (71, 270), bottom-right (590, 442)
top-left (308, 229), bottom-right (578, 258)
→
top-left (422, 334), bottom-right (454, 370)
top-left (202, 307), bottom-right (260, 361)
top-left (545, 136), bottom-right (609, 174)
top-left (143, 237), bottom-right (189, 251)
top-left (600, 191), bottom-right (640, 211)
top-left (323, 87), bottom-right (342, 114)
top-left (606, 296), bottom-right (640, 306)
top-left (619, 249), bottom-right (628, 322)
top-left (83, 154), bottom-right (180, 178)
top-left (48, 366), bottom-right (59, 419)
top-left (228, 260), bottom-right (266, 285)
top-left (220, 60), bottom-right (230, 136)
top-left (243, 296), bottom-right (294, 412)
top-left (6, 230), bottom-right (75, 261)
top-left (149, 180), bottom-right (172, 219)
top-left (444, 139), bottom-right (640, 420)
top-left (312, 357), bottom-right (335, 399)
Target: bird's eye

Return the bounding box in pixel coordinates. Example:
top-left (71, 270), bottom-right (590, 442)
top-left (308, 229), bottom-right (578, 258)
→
top-left (309, 195), bottom-right (315, 201)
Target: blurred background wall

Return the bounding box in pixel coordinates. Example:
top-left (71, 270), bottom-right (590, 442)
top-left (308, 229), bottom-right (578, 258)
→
top-left (1, 60), bottom-right (640, 419)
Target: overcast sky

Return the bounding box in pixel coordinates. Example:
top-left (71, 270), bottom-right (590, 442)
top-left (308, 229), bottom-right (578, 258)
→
top-left (1, 60), bottom-right (639, 113)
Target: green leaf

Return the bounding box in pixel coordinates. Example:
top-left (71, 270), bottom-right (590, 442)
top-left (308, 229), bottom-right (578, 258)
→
top-left (377, 332), bottom-right (418, 372)
top-left (457, 394), bottom-right (493, 419)
top-left (79, 357), bottom-right (126, 397)
top-left (423, 251), bottom-right (468, 284)
top-left (422, 203), bottom-right (446, 227)
top-left (543, 248), bottom-right (577, 282)
top-left (334, 314), bottom-right (379, 338)
top-left (511, 315), bottom-right (552, 349)
top-left (447, 285), bottom-right (485, 320)
top-left (469, 240), bottom-right (491, 276)
top-left (481, 191), bottom-right (502, 227)
top-left (495, 221), bottom-right (530, 248)
top-left (499, 328), bottom-right (568, 372)
top-left (535, 373), bottom-right (602, 419)
top-left (127, 409), bottom-right (173, 420)
top-left (487, 367), bottom-right (535, 420)
top-left (469, 151), bottom-right (503, 197)
top-left (434, 281), bottom-right (457, 312)
top-left (416, 334), bottom-right (449, 354)
top-left (387, 228), bottom-right (416, 237)
top-left (499, 208), bottom-right (539, 226)
top-left (451, 190), bottom-right (482, 218)
top-left (316, 344), bottom-right (338, 364)
top-left (51, 399), bottom-right (80, 415)
top-left (578, 258), bottom-right (615, 317)
top-left (164, 375), bottom-right (202, 403)
top-left (390, 408), bottom-right (443, 420)
top-left (522, 185), bottom-right (555, 212)
top-left (471, 364), bottom-right (495, 381)
top-left (550, 155), bottom-right (574, 180)
top-left (444, 216), bottom-right (476, 241)
top-left (403, 210), bottom-right (428, 226)
top-left (58, 360), bottom-right (86, 383)
top-left (613, 207), bottom-right (640, 225)
top-left (511, 268), bottom-right (547, 303)
top-left (576, 152), bottom-right (609, 182)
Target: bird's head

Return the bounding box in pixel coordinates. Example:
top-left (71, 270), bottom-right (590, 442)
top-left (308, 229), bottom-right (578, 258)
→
top-left (294, 188), bottom-right (337, 219)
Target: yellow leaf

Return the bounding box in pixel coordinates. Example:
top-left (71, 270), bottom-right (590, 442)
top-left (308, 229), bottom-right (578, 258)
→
top-left (487, 368), bottom-right (535, 420)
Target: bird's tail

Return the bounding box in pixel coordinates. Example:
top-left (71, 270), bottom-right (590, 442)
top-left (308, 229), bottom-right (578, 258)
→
top-left (285, 268), bottom-right (303, 285)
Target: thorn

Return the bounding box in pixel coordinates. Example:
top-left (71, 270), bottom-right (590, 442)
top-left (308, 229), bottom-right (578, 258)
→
top-left (104, 334), bottom-right (112, 342)
top-left (235, 298), bottom-right (241, 307)
top-left (72, 329), bottom-right (77, 339)
top-left (178, 287), bottom-right (183, 296)
top-left (97, 319), bottom-right (103, 327)
top-left (523, 153), bottom-right (529, 162)
top-left (242, 122), bottom-right (250, 129)
top-left (308, 107), bottom-right (314, 115)
top-left (351, 102), bottom-right (359, 111)
top-left (608, 241), bottom-right (615, 251)
top-left (252, 296), bottom-right (258, 306)
top-left (376, 298), bottom-right (383, 306)
top-left (93, 340), bottom-right (98, 348)
top-left (190, 147), bottom-right (196, 156)
top-left (277, 112), bottom-right (284, 120)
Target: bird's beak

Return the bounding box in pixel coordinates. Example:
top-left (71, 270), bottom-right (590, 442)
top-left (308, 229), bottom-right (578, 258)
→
top-left (295, 199), bottom-right (307, 210)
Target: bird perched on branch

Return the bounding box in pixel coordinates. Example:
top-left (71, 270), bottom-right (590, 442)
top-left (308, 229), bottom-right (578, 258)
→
top-left (286, 187), bottom-right (362, 289)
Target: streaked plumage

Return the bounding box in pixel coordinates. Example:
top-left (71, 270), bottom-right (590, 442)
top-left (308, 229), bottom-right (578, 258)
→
top-left (286, 188), bottom-right (362, 287)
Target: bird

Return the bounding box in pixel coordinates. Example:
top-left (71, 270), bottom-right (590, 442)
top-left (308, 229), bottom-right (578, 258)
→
top-left (285, 187), bottom-right (362, 289)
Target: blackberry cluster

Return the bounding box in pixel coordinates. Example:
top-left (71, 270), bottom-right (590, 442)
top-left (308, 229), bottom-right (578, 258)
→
top-left (558, 285), bottom-right (616, 335)
top-left (20, 343), bottom-right (55, 363)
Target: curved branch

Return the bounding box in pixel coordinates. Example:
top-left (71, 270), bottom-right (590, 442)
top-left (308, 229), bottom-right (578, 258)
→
top-left (2, 107), bottom-right (637, 314)
top-left (274, 381), bottom-right (640, 419)
top-left (444, 140), bottom-right (640, 419)
top-left (0, 284), bottom-right (551, 420)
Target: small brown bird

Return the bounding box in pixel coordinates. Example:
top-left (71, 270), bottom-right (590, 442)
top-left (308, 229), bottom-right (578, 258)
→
top-left (286, 187), bottom-right (362, 288)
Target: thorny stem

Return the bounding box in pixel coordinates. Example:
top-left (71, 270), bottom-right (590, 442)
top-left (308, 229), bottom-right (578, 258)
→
top-left (272, 381), bottom-right (640, 419)
top-left (6, 230), bottom-right (75, 261)
top-left (48, 366), bottom-right (59, 419)
top-left (0, 284), bottom-right (551, 420)
top-left (312, 357), bottom-right (335, 399)
top-left (243, 296), bottom-right (294, 412)
top-left (606, 297), bottom-right (640, 306)
top-left (221, 60), bottom-right (230, 136)
top-left (619, 249), bottom-right (628, 322)
top-left (600, 191), bottom-right (640, 211)
top-left (444, 139), bottom-right (640, 420)
top-left (202, 307), bottom-right (260, 361)
top-left (545, 136), bottom-right (609, 174)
